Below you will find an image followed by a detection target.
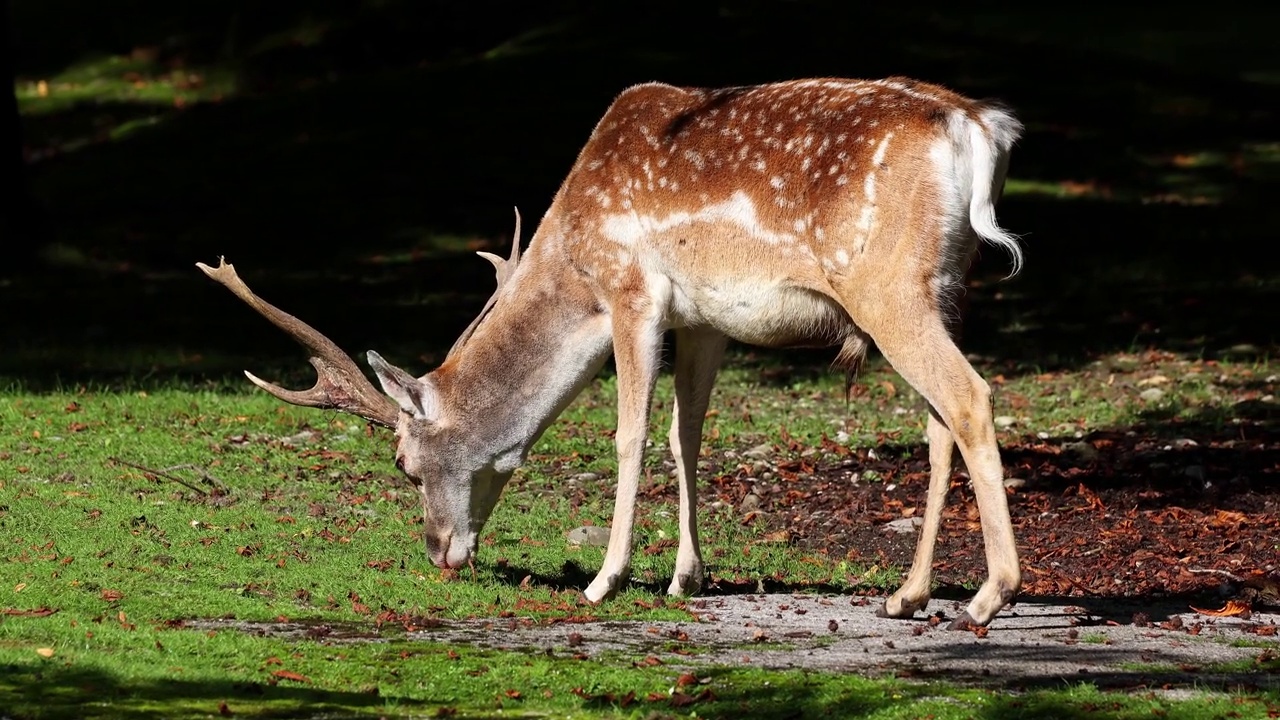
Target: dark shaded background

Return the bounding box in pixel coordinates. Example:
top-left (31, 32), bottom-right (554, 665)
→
top-left (2, 1), bottom-right (1277, 389)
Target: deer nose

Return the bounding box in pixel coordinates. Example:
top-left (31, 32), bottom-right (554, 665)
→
top-left (443, 544), bottom-right (472, 569)
top-left (425, 532), bottom-right (453, 569)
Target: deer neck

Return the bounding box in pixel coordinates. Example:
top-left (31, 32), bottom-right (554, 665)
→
top-left (435, 226), bottom-right (613, 473)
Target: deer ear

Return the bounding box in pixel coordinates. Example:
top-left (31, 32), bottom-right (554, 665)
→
top-left (367, 351), bottom-right (439, 422)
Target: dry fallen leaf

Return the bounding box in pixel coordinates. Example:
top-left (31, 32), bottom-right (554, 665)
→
top-left (270, 670), bottom-right (311, 683)
top-left (1189, 599), bottom-right (1252, 618)
top-left (2, 607), bottom-right (57, 617)
top-left (36, 647), bottom-right (55, 658)
top-left (759, 529), bottom-right (792, 544)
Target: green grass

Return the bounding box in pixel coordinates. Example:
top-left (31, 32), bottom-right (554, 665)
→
top-left (2, 347), bottom-right (1276, 717)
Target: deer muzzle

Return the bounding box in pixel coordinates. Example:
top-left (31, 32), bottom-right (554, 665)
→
top-left (426, 531), bottom-right (477, 570)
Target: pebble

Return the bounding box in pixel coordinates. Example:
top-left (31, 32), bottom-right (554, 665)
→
top-left (567, 526), bottom-right (611, 547)
top-left (883, 517), bottom-right (922, 534)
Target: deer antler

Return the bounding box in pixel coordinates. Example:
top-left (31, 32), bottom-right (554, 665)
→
top-left (446, 207), bottom-right (523, 360)
top-left (196, 257), bottom-right (400, 428)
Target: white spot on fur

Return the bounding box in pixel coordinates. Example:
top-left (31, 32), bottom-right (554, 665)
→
top-left (871, 132), bottom-right (893, 165)
top-left (600, 190), bottom-right (798, 247)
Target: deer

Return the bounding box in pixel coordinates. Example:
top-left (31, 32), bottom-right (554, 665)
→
top-left (198, 75), bottom-right (1024, 629)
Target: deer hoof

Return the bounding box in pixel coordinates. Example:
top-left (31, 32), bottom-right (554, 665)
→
top-left (583, 573), bottom-right (625, 604)
top-left (874, 603), bottom-right (915, 619)
top-left (946, 611), bottom-right (984, 631)
top-left (667, 572), bottom-right (703, 597)
top-left (876, 595), bottom-right (927, 619)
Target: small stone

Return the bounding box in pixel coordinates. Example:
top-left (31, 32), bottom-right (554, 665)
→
top-left (743, 444), bottom-right (773, 461)
top-left (570, 472), bottom-right (600, 483)
top-left (1003, 477), bottom-right (1027, 490)
top-left (281, 429), bottom-right (322, 447)
top-left (739, 494), bottom-right (762, 514)
top-left (566, 526), bottom-right (611, 547)
top-left (883, 517), bottom-right (922, 534)
top-left (1139, 388), bottom-right (1166, 402)
top-left (1061, 441), bottom-right (1099, 464)
top-left (1223, 343), bottom-right (1261, 358)
top-left (994, 415), bottom-right (1017, 429)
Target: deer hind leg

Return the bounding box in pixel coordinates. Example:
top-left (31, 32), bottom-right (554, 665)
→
top-left (667, 326), bottom-right (728, 596)
top-left (856, 305), bottom-right (1020, 628)
top-left (583, 292), bottom-right (666, 604)
top-left (877, 407), bottom-right (957, 618)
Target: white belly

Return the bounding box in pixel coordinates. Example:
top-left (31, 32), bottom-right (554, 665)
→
top-left (671, 277), bottom-right (853, 348)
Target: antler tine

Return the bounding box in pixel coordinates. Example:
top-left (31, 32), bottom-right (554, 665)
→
top-left (446, 207), bottom-right (523, 359)
top-left (196, 257), bottom-right (400, 428)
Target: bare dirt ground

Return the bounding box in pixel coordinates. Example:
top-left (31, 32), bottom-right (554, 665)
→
top-left (191, 592), bottom-right (1279, 692)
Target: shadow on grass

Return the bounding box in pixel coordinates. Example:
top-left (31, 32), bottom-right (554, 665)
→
top-left (3, 2), bottom-right (1277, 391)
top-left (1000, 398), bottom-right (1278, 505)
top-left (0, 661), bottom-right (508, 720)
top-left (492, 557), bottom-right (855, 600)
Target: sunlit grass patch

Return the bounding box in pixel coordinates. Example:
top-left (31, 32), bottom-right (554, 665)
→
top-left (16, 54), bottom-right (235, 115)
top-left (14, 53), bottom-right (237, 159)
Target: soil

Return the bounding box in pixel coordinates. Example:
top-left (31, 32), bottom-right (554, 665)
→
top-left (688, 371), bottom-right (1278, 605)
top-left (189, 595), bottom-right (1279, 692)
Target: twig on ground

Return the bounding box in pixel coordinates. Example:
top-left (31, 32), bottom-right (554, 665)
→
top-left (107, 457), bottom-right (209, 496)
top-left (160, 463), bottom-right (227, 491)
top-left (1187, 567), bottom-right (1245, 583)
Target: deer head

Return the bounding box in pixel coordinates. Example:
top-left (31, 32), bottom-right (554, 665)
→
top-left (197, 210), bottom-right (527, 569)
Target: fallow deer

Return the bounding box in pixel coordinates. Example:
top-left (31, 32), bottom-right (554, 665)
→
top-left (199, 75), bottom-right (1024, 628)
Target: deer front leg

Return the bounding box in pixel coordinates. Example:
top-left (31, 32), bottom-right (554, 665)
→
top-left (667, 327), bottom-right (727, 597)
top-left (877, 408), bottom-right (955, 618)
top-left (582, 303), bottom-right (665, 604)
